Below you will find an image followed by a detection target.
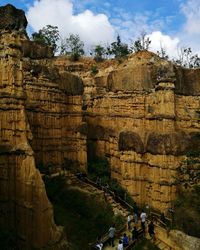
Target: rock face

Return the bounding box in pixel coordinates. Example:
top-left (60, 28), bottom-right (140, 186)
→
top-left (0, 4), bottom-right (86, 249)
top-left (0, 4), bottom-right (200, 248)
top-left (74, 51), bottom-right (200, 212)
top-left (169, 230), bottom-right (200, 250)
top-left (0, 4), bottom-right (27, 31)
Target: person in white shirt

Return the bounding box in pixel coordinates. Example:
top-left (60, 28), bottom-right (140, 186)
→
top-left (140, 210), bottom-right (147, 233)
top-left (117, 239), bottom-right (123, 250)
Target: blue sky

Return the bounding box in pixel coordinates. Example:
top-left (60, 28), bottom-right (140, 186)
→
top-left (1, 0), bottom-right (200, 57)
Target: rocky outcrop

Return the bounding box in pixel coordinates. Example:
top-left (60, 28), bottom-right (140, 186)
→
top-left (169, 230), bottom-right (200, 250)
top-left (0, 4), bottom-right (86, 249)
top-left (0, 4), bottom-right (27, 31)
top-left (0, 37), bottom-right (63, 248)
top-left (119, 131), bottom-right (144, 153)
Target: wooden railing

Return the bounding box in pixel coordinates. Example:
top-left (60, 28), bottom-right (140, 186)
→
top-left (88, 225), bottom-right (126, 250)
top-left (63, 172), bottom-right (174, 250)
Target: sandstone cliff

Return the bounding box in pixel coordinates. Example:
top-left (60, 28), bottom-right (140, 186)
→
top-left (0, 3), bottom-right (200, 248)
top-left (53, 51), bottom-right (200, 212)
top-left (0, 4), bottom-right (86, 249)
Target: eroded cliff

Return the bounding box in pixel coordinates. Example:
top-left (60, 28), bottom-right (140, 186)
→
top-left (54, 51), bottom-right (199, 212)
top-left (0, 4), bottom-right (200, 248)
top-left (0, 4), bottom-right (86, 249)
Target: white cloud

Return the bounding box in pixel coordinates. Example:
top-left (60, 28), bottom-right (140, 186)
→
top-left (179, 0), bottom-right (200, 54)
top-left (26, 0), bottom-right (115, 49)
top-left (181, 0), bottom-right (200, 34)
top-left (147, 31), bottom-right (180, 58)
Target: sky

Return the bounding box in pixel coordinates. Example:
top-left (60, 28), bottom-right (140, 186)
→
top-left (1, 0), bottom-right (200, 57)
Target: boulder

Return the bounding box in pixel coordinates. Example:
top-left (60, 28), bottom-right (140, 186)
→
top-left (146, 131), bottom-right (190, 155)
top-left (119, 131), bottom-right (144, 153)
top-left (0, 4), bottom-right (27, 31)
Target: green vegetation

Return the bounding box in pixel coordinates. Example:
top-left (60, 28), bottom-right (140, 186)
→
top-left (173, 139), bottom-right (200, 237)
top-left (88, 157), bottom-right (135, 206)
top-left (91, 44), bottom-right (106, 62)
top-left (45, 176), bottom-right (125, 250)
top-left (173, 186), bottom-right (200, 237)
top-left (0, 230), bottom-right (18, 250)
top-left (62, 33), bottom-right (85, 61)
top-left (30, 25), bottom-right (200, 68)
top-left (173, 47), bottom-right (200, 68)
top-left (90, 64), bottom-right (99, 75)
top-left (31, 25), bottom-right (60, 53)
top-left (107, 35), bottom-right (130, 60)
top-left (131, 31), bottom-right (151, 52)
top-left (133, 238), bottom-right (159, 250)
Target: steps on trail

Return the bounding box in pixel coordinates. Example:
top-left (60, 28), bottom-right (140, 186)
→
top-left (155, 238), bottom-right (172, 250)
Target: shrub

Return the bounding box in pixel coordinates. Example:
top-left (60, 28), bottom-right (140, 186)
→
top-left (107, 35), bottom-right (130, 59)
top-left (31, 25), bottom-right (60, 53)
top-left (173, 189), bottom-right (200, 237)
top-left (91, 65), bottom-right (99, 75)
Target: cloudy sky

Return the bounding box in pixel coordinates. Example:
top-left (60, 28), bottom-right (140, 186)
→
top-left (1, 0), bottom-right (200, 57)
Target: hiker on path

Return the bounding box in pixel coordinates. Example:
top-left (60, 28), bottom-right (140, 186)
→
top-left (148, 221), bottom-right (155, 242)
top-left (117, 239), bottom-right (123, 250)
top-left (131, 226), bottom-right (138, 241)
top-left (140, 210), bottom-right (147, 233)
top-left (122, 233), bottom-right (129, 247)
top-left (108, 224), bottom-right (115, 247)
top-left (95, 236), bottom-right (103, 250)
top-left (133, 203), bottom-right (139, 224)
top-left (127, 214), bottom-right (131, 230)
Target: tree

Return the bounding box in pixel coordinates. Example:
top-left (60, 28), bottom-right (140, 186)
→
top-left (131, 31), bottom-right (151, 52)
top-left (91, 44), bottom-right (106, 62)
top-left (64, 34), bottom-right (84, 61)
top-left (174, 47), bottom-right (200, 68)
top-left (107, 35), bottom-right (130, 59)
top-left (157, 45), bottom-right (169, 60)
top-left (31, 25), bottom-right (60, 53)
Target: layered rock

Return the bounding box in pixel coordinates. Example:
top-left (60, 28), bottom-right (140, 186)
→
top-left (77, 51), bottom-right (200, 212)
top-left (0, 5), bottom-right (200, 247)
top-left (0, 4), bottom-right (86, 249)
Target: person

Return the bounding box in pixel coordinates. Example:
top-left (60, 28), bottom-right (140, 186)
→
top-left (122, 233), bottom-right (129, 247)
top-left (108, 224), bottom-right (115, 247)
top-left (140, 210), bottom-right (147, 233)
top-left (117, 239), bottom-right (123, 250)
top-left (160, 212), bottom-right (166, 224)
top-left (95, 236), bottom-right (103, 250)
top-left (131, 226), bottom-right (138, 241)
top-left (133, 203), bottom-right (138, 224)
top-left (95, 242), bottom-right (103, 250)
top-left (127, 214), bottom-right (131, 230)
top-left (148, 221), bottom-right (155, 241)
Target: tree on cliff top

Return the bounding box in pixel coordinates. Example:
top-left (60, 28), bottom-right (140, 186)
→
top-left (62, 34), bottom-right (85, 61)
top-left (107, 35), bottom-right (130, 59)
top-left (90, 44), bottom-right (107, 62)
top-left (131, 31), bottom-right (151, 52)
top-left (31, 25), bottom-right (60, 53)
top-left (173, 47), bottom-right (200, 68)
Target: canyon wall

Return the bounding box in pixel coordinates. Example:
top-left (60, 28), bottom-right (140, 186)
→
top-left (70, 51), bottom-right (199, 212)
top-left (0, 4), bottom-right (200, 248)
top-left (0, 4), bottom-right (86, 249)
